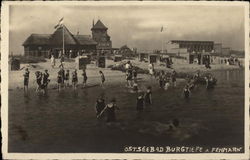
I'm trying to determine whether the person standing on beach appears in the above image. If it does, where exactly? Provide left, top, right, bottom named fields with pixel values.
left=57, top=70, right=63, bottom=91
left=72, top=69, right=78, bottom=90
left=82, top=69, right=88, bottom=87
left=132, top=68, right=137, bottom=81
left=126, top=69, right=133, bottom=87
left=171, top=70, right=177, bottom=87
left=51, top=55, right=55, bottom=68
left=148, top=63, right=154, bottom=77
left=158, top=71, right=164, bottom=88
left=144, top=86, right=152, bottom=105
left=23, top=68, right=30, bottom=94
left=99, top=71, right=105, bottom=86
left=59, top=54, right=65, bottom=69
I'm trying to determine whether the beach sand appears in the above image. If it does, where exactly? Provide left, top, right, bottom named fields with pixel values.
left=9, top=58, right=241, bottom=89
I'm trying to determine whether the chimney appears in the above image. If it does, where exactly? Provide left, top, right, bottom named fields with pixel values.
left=92, top=19, right=95, bottom=27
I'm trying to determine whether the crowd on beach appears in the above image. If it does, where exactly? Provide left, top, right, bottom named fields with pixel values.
left=22, top=56, right=217, bottom=125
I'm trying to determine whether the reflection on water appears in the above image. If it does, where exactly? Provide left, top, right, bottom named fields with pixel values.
left=9, top=69, right=244, bottom=153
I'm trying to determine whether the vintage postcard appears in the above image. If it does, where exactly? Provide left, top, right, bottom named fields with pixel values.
left=1, top=1, right=249, bottom=160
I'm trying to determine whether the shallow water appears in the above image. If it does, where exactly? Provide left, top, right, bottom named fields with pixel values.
left=8, top=69, right=244, bottom=153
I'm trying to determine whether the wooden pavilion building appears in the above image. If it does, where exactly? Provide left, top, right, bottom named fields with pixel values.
left=23, top=25, right=97, bottom=58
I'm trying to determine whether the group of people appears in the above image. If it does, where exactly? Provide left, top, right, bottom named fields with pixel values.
left=23, top=68, right=50, bottom=95
left=56, top=68, right=105, bottom=91
left=125, top=61, right=138, bottom=89
left=94, top=85, right=152, bottom=122
left=22, top=58, right=217, bottom=123
left=154, top=70, right=177, bottom=90
left=23, top=66, right=106, bottom=94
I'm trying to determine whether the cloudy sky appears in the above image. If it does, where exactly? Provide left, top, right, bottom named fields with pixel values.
left=9, top=3, right=245, bottom=54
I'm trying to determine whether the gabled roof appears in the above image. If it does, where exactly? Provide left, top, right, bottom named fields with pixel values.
left=74, top=35, right=97, bottom=45
left=23, top=25, right=98, bottom=46
left=23, top=34, right=51, bottom=46
left=50, top=25, right=78, bottom=45
left=91, top=20, right=107, bottom=30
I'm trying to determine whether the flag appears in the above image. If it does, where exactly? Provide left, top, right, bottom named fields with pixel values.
left=160, top=26, right=163, bottom=32
left=54, top=17, right=64, bottom=29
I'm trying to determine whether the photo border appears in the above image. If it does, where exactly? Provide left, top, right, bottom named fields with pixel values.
left=1, top=1, right=249, bottom=159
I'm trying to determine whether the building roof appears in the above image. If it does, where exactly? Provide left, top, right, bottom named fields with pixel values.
left=50, top=25, right=78, bottom=45
left=91, top=20, right=108, bottom=30
left=23, top=34, right=51, bottom=46
left=171, top=40, right=214, bottom=44
left=74, top=35, right=97, bottom=45
left=23, top=25, right=97, bottom=46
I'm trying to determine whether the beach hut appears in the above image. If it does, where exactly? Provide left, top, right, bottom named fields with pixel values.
left=114, top=55, right=123, bottom=62
left=139, top=53, right=148, bottom=62
left=77, top=56, right=89, bottom=70
left=201, top=52, right=211, bottom=65
left=97, top=56, right=106, bottom=68
left=9, top=58, right=20, bottom=71
left=149, top=54, right=158, bottom=64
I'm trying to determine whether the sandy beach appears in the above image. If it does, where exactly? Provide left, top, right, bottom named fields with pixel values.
left=8, top=58, right=242, bottom=90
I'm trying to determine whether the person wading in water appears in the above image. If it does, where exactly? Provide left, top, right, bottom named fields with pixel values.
left=82, top=69, right=88, bottom=87
left=42, top=69, right=50, bottom=95
left=72, top=69, right=78, bottom=90
left=95, top=97, right=106, bottom=119
left=99, top=71, right=105, bottom=86
left=23, top=68, right=30, bottom=94
left=144, top=86, right=152, bottom=105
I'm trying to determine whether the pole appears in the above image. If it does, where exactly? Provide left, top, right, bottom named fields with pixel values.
left=62, top=24, right=65, bottom=55
left=161, top=35, right=163, bottom=54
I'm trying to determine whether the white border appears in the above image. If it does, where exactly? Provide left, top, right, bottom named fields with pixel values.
left=1, top=1, right=249, bottom=160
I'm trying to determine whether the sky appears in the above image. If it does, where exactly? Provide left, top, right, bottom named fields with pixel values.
left=9, top=3, right=246, bottom=55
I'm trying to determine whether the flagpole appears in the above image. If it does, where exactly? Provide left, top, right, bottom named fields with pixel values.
left=62, top=24, right=65, bottom=55
left=161, top=26, right=163, bottom=54
left=161, top=35, right=163, bottom=54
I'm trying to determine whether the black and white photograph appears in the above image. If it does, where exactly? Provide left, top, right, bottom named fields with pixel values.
left=1, top=1, right=249, bottom=159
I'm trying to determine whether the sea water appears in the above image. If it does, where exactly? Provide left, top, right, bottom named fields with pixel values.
left=8, top=69, right=244, bottom=153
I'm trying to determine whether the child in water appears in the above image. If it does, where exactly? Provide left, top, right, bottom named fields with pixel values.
left=164, top=74, right=171, bottom=90
left=99, top=71, right=105, bottom=86
left=144, top=86, right=152, bottom=105
left=136, top=93, right=144, bottom=111
left=132, top=80, right=139, bottom=92
left=183, top=85, right=190, bottom=99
